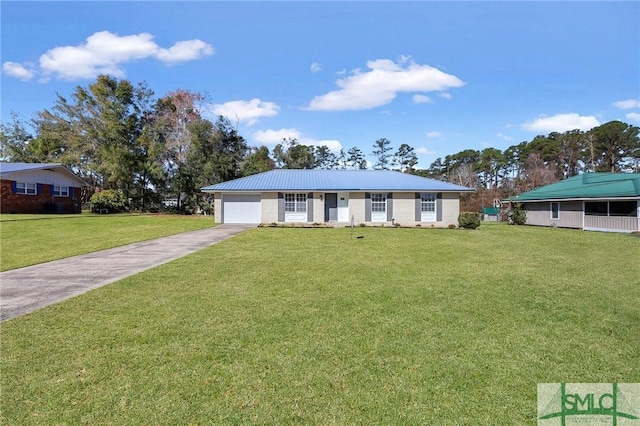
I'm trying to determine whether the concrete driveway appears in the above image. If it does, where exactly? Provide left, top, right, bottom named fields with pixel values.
left=0, top=223, right=255, bottom=321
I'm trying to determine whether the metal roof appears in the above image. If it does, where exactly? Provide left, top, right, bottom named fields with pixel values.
left=511, top=173, right=640, bottom=202
left=482, top=207, right=500, bottom=215
left=202, top=169, right=474, bottom=192
left=0, top=162, right=89, bottom=186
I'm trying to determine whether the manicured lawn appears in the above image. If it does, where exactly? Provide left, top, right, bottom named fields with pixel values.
left=1, top=224, right=638, bottom=424
left=0, top=213, right=216, bottom=271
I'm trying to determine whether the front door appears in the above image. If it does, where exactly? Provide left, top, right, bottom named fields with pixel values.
left=324, top=193, right=337, bottom=221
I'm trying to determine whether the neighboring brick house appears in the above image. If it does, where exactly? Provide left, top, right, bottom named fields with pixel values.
left=0, top=163, right=88, bottom=214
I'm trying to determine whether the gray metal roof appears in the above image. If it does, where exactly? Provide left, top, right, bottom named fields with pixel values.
left=202, top=169, right=474, bottom=192
left=0, top=162, right=89, bottom=186
left=0, top=162, right=65, bottom=173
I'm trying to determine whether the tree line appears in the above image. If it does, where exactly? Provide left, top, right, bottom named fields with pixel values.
left=1, top=75, right=639, bottom=213
left=2, top=76, right=254, bottom=212
left=417, top=122, right=640, bottom=210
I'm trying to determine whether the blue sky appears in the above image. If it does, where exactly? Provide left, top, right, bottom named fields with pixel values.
left=2, top=1, right=639, bottom=168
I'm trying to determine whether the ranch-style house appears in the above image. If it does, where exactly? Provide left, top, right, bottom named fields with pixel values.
left=201, top=169, right=474, bottom=226
left=0, top=163, right=87, bottom=214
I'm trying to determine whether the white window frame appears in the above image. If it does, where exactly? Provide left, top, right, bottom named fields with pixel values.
left=420, top=192, right=437, bottom=222
left=284, top=193, right=306, bottom=213
left=16, top=182, right=36, bottom=195
left=550, top=202, right=560, bottom=220
left=421, top=193, right=436, bottom=212
left=371, top=193, right=386, bottom=213
left=53, top=186, right=69, bottom=197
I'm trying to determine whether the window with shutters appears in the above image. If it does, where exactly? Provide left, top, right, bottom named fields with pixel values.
left=371, top=193, right=386, bottom=212
left=284, top=193, right=306, bottom=212
left=53, top=186, right=69, bottom=197
left=421, top=193, right=436, bottom=212
left=16, top=182, right=36, bottom=195
left=420, top=192, right=436, bottom=221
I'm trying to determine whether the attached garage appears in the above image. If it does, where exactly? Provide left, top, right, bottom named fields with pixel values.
left=222, top=194, right=261, bottom=223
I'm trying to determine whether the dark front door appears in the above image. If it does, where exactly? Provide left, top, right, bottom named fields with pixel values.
left=324, top=193, right=337, bottom=221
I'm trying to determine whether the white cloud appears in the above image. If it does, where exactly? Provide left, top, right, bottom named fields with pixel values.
left=496, top=132, right=513, bottom=142
left=416, top=147, right=436, bottom=155
left=438, top=92, right=452, bottom=100
left=4, top=31, right=213, bottom=81
left=613, top=99, right=640, bottom=110
left=2, top=62, right=36, bottom=81
left=426, top=131, right=443, bottom=138
left=252, top=128, right=343, bottom=152
left=155, top=39, right=214, bottom=64
left=312, top=139, right=343, bottom=152
left=305, top=58, right=464, bottom=111
left=522, top=113, right=600, bottom=133
left=310, top=62, right=323, bottom=73
left=336, top=69, right=347, bottom=75
left=252, top=128, right=295, bottom=145
left=412, top=94, right=432, bottom=104
left=626, top=112, right=640, bottom=124
left=210, top=98, right=280, bottom=126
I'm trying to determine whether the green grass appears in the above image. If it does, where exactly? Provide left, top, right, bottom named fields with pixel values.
left=0, top=213, right=216, bottom=271
left=1, top=224, right=639, bottom=424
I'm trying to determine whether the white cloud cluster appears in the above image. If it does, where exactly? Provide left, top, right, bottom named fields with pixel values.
left=522, top=113, right=600, bottom=133
left=626, top=112, right=640, bottom=124
left=210, top=98, right=280, bottom=126
left=310, top=62, right=323, bottom=73
left=613, top=98, right=640, bottom=124
left=412, top=94, right=432, bottom=104
left=3, top=31, right=214, bottom=81
left=415, top=147, right=436, bottom=155
left=2, top=62, right=36, bottom=81
left=613, top=99, right=640, bottom=110
left=306, top=58, right=464, bottom=111
left=252, top=128, right=343, bottom=152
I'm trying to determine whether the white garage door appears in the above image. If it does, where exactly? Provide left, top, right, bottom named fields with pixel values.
left=223, top=194, right=261, bottom=223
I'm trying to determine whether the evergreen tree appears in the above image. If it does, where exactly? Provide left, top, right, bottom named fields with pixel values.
left=393, top=143, right=418, bottom=173
left=243, top=146, right=275, bottom=176
left=372, top=138, right=392, bottom=169
left=347, top=146, right=367, bottom=169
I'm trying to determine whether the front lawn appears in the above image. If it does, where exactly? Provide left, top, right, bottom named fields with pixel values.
left=1, top=225, right=638, bottom=424
left=0, top=213, right=215, bottom=271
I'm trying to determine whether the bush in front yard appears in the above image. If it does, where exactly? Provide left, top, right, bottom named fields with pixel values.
left=507, top=202, right=527, bottom=225
left=458, top=211, right=481, bottom=229
left=90, top=190, right=128, bottom=213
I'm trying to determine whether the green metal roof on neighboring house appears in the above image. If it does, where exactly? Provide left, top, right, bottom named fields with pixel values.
left=510, top=173, right=640, bottom=202
left=482, top=207, right=500, bottom=215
